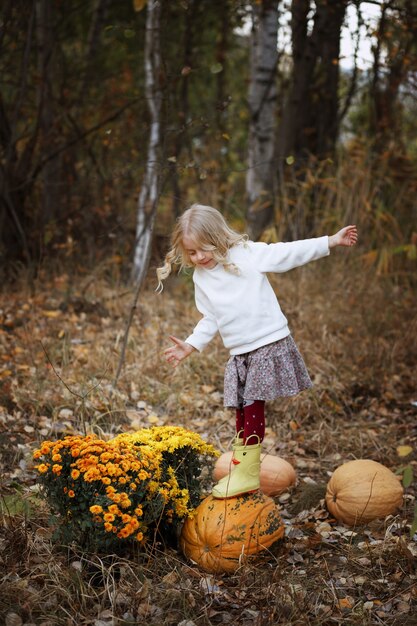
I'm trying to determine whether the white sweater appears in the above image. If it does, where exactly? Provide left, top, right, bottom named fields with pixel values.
left=185, top=237, right=330, bottom=355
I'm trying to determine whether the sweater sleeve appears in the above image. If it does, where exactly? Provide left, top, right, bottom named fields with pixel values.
left=184, top=282, right=218, bottom=352
left=247, top=236, right=330, bottom=273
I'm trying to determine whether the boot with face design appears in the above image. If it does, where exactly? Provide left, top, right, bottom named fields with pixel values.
left=212, top=439, right=261, bottom=499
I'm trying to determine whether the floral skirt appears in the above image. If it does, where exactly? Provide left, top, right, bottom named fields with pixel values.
left=223, top=335, right=313, bottom=408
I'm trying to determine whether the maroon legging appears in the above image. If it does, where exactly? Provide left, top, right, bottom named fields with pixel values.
left=235, top=400, right=265, bottom=445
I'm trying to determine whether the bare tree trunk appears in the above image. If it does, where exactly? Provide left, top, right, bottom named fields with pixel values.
left=339, top=1, right=362, bottom=126
left=81, top=0, right=111, bottom=95
left=131, top=0, right=162, bottom=285
left=169, top=0, right=196, bottom=217
left=315, top=0, right=346, bottom=156
left=370, top=1, right=414, bottom=153
left=278, top=0, right=347, bottom=160
left=36, top=0, right=58, bottom=228
left=0, top=1, right=36, bottom=265
left=246, top=0, right=279, bottom=240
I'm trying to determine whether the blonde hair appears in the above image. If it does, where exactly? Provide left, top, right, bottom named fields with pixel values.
left=156, top=204, right=247, bottom=292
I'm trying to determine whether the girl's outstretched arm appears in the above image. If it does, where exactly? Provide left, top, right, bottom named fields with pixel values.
left=164, top=335, right=195, bottom=368
left=329, top=225, right=358, bottom=248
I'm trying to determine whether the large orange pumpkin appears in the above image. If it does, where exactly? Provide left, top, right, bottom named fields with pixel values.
left=180, top=491, right=284, bottom=574
left=213, top=452, right=296, bottom=497
left=325, top=459, right=404, bottom=526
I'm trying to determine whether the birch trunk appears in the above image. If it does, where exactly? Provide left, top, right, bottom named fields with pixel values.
left=246, top=0, right=279, bottom=240
left=131, top=0, right=162, bottom=285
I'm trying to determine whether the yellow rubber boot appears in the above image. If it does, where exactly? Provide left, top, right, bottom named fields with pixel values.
left=212, top=442, right=261, bottom=499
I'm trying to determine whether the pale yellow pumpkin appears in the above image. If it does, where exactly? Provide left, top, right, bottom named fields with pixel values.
left=180, top=491, right=284, bottom=574
left=325, top=459, right=404, bottom=526
left=213, top=452, right=296, bottom=497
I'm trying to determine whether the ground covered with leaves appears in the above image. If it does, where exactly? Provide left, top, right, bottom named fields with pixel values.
left=0, top=256, right=416, bottom=626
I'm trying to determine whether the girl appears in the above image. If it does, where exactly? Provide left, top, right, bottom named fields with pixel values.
left=157, top=204, right=357, bottom=499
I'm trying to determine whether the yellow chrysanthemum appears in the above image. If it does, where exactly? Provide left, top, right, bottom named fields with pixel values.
left=103, top=513, right=115, bottom=522
left=71, top=469, right=80, bottom=480
left=147, top=480, right=159, bottom=495
left=90, top=505, right=103, bottom=514
left=104, top=522, right=113, bottom=532
left=37, top=464, right=49, bottom=474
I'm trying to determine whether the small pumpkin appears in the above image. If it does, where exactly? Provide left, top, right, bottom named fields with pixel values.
left=180, top=491, right=284, bottom=574
left=213, top=452, right=296, bottom=496
left=325, top=459, right=404, bottom=526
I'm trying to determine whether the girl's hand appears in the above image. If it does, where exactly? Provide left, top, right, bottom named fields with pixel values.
left=329, top=225, right=358, bottom=248
left=164, top=335, right=195, bottom=368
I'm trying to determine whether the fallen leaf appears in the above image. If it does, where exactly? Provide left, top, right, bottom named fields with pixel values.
left=397, top=445, right=413, bottom=457
left=338, top=597, right=353, bottom=609
left=42, top=310, right=61, bottom=318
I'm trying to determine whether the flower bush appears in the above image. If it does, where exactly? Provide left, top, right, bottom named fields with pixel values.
left=33, top=425, right=218, bottom=550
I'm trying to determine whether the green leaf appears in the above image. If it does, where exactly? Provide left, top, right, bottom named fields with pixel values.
left=0, top=493, right=43, bottom=517
left=210, top=63, right=223, bottom=74
left=402, top=465, right=414, bottom=488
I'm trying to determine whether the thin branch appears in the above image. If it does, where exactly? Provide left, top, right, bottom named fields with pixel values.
left=40, top=339, right=111, bottom=412
left=112, top=174, right=168, bottom=391
left=25, top=98, right=140, bottom=190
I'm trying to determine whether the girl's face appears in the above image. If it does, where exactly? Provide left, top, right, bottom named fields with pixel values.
left=182, top=235, right=217, bottom=269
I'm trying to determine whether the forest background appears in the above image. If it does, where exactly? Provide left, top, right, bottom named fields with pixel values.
left=0, top=1, right=417, bottom=625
